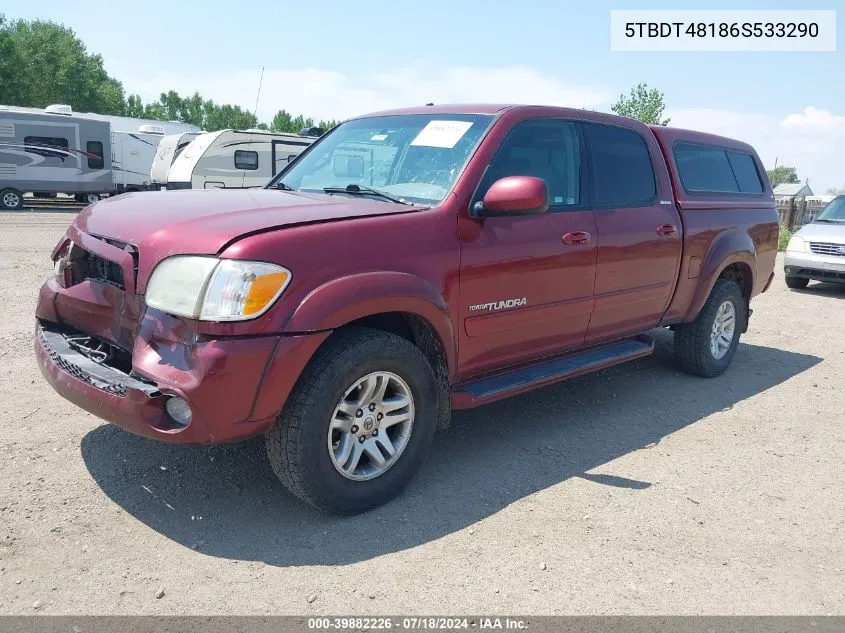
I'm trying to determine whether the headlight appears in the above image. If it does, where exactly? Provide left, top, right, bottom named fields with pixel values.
left=786, top=235, right=806, bottom=253
left=145, top=256, right=291, bottom=321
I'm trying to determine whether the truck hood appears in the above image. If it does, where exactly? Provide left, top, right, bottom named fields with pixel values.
left=71, top=189, right=424, bottom=293
left=76, top=189, right=421, bottom=251
left=795, top=221, right=845, bottom=243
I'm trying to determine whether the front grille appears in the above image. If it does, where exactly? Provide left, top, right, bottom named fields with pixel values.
left=68, top=248, right=125, bottom=289
left=88, top=252, right=125, bottom=288
left=809, top=242, right=845, bottom=257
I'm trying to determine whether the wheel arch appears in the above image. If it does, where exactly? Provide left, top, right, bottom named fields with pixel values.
left=684, top=231, right=756, bottom=324
left=284, top=272, right=456, bottom=428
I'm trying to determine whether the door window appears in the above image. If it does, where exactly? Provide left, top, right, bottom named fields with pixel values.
left=478, top=119, right=582, bottom=209
left=586, top=123, right=657, bottom=207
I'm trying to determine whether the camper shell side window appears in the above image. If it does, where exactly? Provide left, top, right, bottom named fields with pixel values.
left=673, top=141, right=764, bottom=195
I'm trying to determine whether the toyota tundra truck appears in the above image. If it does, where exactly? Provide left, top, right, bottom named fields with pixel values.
left=34, top=104, right=778, bottom=514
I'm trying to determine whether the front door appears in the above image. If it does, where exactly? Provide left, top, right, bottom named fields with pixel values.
left=458, top=118, right=598, bottom=379
left=582, top=122, right=683, bottom=345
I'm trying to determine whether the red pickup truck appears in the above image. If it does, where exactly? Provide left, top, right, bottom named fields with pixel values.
left=35, top=104, right=778, bottom=514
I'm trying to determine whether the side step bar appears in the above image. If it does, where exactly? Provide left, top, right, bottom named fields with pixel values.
left=451, top=335, right=654, bottom=409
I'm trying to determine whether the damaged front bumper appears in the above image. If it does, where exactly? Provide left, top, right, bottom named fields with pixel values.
left=34, top=319, right=282, bottom=443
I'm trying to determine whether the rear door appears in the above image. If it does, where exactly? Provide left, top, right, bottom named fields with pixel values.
left=583, top=122, right=682, bottom=345
left=458, top=118, right=597, bottom=377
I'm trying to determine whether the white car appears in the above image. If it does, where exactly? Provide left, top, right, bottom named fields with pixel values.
left=784, top=196, right=845, bottom=289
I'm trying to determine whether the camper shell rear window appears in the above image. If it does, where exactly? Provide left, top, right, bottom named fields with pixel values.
left=673, top=141, right=763, bottom=195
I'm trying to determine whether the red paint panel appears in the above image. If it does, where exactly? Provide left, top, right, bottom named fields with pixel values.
left=464, top=296, right=593, bottom=337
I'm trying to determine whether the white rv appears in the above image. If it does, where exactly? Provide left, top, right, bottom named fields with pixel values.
left=0, top=103, right=201, bottom=208
left=166, top=129, right=316, bottom=189
left=149, top=132, right=201, bottom=189
left=111, top=125, right=167, bottom=193
left=0, top=104, right=113, bottom=209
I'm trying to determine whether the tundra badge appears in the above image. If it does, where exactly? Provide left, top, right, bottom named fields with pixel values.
left=468, top=298, right=527, bottom=312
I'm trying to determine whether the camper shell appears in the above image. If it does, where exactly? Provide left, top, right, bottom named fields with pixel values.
left=166, top=129, right=315, bottom=190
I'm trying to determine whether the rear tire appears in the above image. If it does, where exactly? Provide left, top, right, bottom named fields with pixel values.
left=674, top=279, right=746, bottom=378
left=0, top=189, right=24, bottom=211
left=265, top=327, right=438, bottom=515
left=785, top=276, right=809, bottom=290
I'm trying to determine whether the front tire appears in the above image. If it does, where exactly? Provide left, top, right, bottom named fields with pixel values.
left=674, top=279, right=746, bottom=378
left=785, top=275, right=809, bottom=290
left=265, top=327, right=438, bottom=515
left=0, top=189, right=24, bottom=210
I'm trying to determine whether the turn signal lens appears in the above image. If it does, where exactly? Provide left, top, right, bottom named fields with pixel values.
left=244, top=271, right=290, bottom=316
left=200, top=260, right=292, bottom=321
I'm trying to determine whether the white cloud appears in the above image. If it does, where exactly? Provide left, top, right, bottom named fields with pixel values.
left=108, top=62, right=611, bottom=123
left=109, top=58, right=844, bottom=193
left=669, top=106, right=845, bottom=193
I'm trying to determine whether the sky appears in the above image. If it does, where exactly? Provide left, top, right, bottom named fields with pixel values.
left=5, top=0, right=844, bottom=191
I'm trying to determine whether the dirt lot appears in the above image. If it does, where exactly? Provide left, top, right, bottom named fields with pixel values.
left=0, top=210, right=843, bottom=615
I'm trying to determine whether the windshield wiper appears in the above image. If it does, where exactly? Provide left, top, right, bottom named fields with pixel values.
left=275, top=181, right=296, bottom=191
left=323, top=184, right=409, bottom=205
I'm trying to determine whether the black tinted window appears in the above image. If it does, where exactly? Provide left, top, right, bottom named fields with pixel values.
left=24, top=136, right=69, bottom=158
left=586, top=124, right=656, bottom=206
left=86, top=141, right=104, bottom=170
left=234, top=150, right=258, bottom=170
left=482, top=119, right=581, bottom=208
left=727, top=151, right=763, bottom=194
left=675, top=142, right=751, bottom=194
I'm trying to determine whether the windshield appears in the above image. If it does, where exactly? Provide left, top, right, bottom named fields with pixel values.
left=815, top=196, right=845, bottom=223
left=270, top=114, right=494, bottom=205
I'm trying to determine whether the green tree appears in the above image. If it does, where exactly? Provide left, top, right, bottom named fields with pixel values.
left=271, top=109, right=296, bottom=132
left=0, top=16, right=125, bottom=114
left=271, top=109, right=340, bottom=133
left=767, top=166, right=799, bottom=188
left=611, top=82, right=670, bottom=126
left=182, top=92, right=204, bottom=128
left=124, top=93, right=145, bottom=118
left=202, top=101, right=257, bottom=131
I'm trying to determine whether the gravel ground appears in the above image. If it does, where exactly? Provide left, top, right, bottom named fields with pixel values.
left=0, top=211, right=843, bottom=615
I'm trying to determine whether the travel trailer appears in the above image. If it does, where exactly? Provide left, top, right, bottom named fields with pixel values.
left=166, top=129, right=316, bottom=189
left=0, top=104, right=200, bottom=209
left=0, top=104, right=113, bottom=209
left=111, top=126, right=167, bottom=193
left=149, top=132, right=202, bottom=189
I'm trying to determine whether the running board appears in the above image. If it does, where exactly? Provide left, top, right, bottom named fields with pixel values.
left=451, top=335, right=654, bottom=409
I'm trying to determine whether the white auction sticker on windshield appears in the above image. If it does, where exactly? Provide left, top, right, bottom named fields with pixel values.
left=410, top=121, right=473, bottom=149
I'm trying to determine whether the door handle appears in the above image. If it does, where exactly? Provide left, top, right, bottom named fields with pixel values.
left=656, top=224, right=677, bottom=236
left=562, top=231, right=591, bottom=246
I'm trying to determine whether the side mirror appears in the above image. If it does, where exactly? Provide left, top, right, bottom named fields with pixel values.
left=473, top=176, right=549, bottom=217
